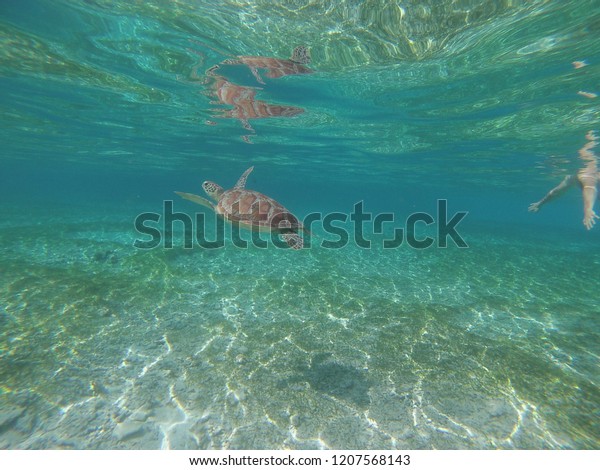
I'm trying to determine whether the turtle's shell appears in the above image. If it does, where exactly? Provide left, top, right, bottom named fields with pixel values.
left=216, top=189, right=302, bottom=232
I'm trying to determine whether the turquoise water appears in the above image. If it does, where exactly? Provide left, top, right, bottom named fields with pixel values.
left=1, top=0, right=599, bottom=449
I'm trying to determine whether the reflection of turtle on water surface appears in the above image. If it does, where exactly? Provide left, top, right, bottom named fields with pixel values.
left=176, top=166, right=309, bottom=249
left=207, top=46, right=313, bottom=84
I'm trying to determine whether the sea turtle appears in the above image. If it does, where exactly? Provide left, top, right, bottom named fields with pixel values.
left=176, top=166, right=308, bottom=249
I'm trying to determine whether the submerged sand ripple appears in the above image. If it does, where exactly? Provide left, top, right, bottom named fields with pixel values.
left=0, top=214, right=598, bottom=449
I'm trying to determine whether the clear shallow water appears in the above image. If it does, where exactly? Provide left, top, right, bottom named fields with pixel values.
left=1, top=0, right=599, bottom=450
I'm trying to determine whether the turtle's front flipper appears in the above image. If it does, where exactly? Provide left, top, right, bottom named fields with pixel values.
left=249, top=66, right=266, bottom=84
left=175, top=192, right=215, bottom=210
left=234, top=166, right=255, bottom=189
left=281, top=233, right=303, bottom=250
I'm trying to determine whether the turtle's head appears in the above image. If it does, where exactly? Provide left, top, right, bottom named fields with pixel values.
left=202, top=181, right=224, bottom=201
left=290, top=46, right=310, bottom=64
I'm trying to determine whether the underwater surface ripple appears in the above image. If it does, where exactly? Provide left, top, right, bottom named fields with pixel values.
left=1, top=0, right=599, bottom=450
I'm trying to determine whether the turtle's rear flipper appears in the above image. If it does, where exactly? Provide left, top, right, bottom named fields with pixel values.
left=175, top=192, right=214, bottom=210
left=281, top=233, right=303, bottom=250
